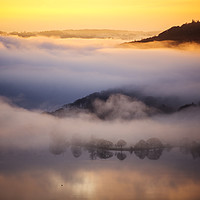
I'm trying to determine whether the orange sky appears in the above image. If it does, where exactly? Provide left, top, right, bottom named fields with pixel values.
left=0, top=0, right=200, bottom=31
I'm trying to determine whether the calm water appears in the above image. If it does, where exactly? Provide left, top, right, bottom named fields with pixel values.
left=0, top=147, right=200, bottom=200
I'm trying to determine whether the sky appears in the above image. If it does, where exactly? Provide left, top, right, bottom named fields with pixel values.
left=1, top=0, right=200, bottom=31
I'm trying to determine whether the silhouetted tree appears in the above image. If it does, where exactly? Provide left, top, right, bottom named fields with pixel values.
left=96, top=139, right=113, bottom=149
left=116, top=139, right=127, bottom=149
left=134, top=140, right=148, bottom=149
left=146, top=138, right=163, bottom=149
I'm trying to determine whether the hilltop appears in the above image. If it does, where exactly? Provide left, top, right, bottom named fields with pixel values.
left=49, top=89, right=200, bottom=120
left=123, top=21, right=200, bottom=46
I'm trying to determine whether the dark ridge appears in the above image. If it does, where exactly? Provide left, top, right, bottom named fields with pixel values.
left=49, top=88, right=199, bottom=118
left=124, top=20, right=200, bottom=45
left=178, top=102, right=197, bottom=111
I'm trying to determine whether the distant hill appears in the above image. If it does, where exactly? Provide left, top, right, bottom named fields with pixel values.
left=49, top=89, right=199, bottom=120
left=123, top=21, right=200, bottom=45
left=0, top=29, right=158, bottom=41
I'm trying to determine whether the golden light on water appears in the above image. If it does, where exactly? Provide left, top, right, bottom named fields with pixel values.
left=49, top=171, right=96, bottom=198
left=71, top=172, right=96, bottom=197
left=1, top=163, right=200, bottom=200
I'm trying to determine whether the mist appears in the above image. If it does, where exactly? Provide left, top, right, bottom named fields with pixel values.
left=0, top=96, right=200, bottom=152
left=0, top=36, right=200, bottom=110
left=0, top=35, right=200, bottom=151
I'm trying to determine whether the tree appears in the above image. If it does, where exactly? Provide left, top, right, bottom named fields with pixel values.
left=146, top=138, right=163, bottom=149
left=96, top=139, right=113, bottom=149
left=134, top=140, right=149, bottom=149
left=116, top=139, right=127, bottom=149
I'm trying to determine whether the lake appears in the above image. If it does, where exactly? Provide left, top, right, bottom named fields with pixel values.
left=0, top=146, right=200, bottom=200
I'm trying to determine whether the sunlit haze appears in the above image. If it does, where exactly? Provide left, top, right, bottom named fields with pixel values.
left=1, top=2, right=200, bottom=199
left=1, top=0, right=200, bottom=31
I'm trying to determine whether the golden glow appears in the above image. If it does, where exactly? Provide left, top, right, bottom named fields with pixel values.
left=1, top=167, right=200, bottom=200
left=0, top=0, right=200, bottom=31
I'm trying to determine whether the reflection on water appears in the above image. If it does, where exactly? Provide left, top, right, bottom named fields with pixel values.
left=69, top=145, right=164, bottom=161
left=53, top=142, right=200, bottom=161
left=0, top=147, right=200, bottom=200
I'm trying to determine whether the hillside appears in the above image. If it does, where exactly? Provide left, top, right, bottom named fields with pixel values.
left=49, top=89, right=199, bottom=120
left=124, top=21, right=200, bottom=45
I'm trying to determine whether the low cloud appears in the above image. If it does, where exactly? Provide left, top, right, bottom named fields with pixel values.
left=121, top=41, right=200, bottom=52
left=93, top=94, right=157, bottom=120
left=0, top=36, right=200, bottom=110
left=0, top=97, right=200, bottom=151
left=0, top=35, right=200, bottom=200
left=0, top=36, right=200, bottom=150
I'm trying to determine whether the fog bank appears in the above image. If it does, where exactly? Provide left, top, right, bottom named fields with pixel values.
left=0, top=36, right=200, bottom=110
left=0, top=98, right=200, bottom=150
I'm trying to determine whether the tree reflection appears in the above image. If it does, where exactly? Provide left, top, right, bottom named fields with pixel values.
left=116, top=152, right=127, bottom=161
left=87, top=147, right=97, bottom=160
left=48, top=137, right=200, bottom=161
left=134, top=149, right=148, bottom=159
left=97, top=149, right=113, bottom=159
left=134, top=148, right=163, bottom=160
left=180, top=141, right=200, bottom=160
left=71, top=146, right=82, bottom=158
left=190, top=143, right=200, bottom=159
left=49, top=136, right=68, bottom=155
left=147, top=149, right=163, bottom=160
left=86, top=148, right=114, bottom=160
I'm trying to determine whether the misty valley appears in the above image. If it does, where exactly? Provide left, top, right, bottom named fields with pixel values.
left=1, top=99, right=200, bottom=199
left=1, top=26, right=200, bottom=199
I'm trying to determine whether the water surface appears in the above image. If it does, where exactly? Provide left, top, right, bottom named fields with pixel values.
left=0, top=147, right=200, bottom=200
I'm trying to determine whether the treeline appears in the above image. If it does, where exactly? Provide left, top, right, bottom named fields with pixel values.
left=0, top=29, right=158, bottom=40
left=49, top=137, right=200, bottom=160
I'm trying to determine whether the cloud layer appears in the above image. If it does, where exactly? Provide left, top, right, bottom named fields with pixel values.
left=0, top=97, right=200, bottom=151
left=0, top=36, right=200, bottom=150
left=0, top=36, right=200, bottom=110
